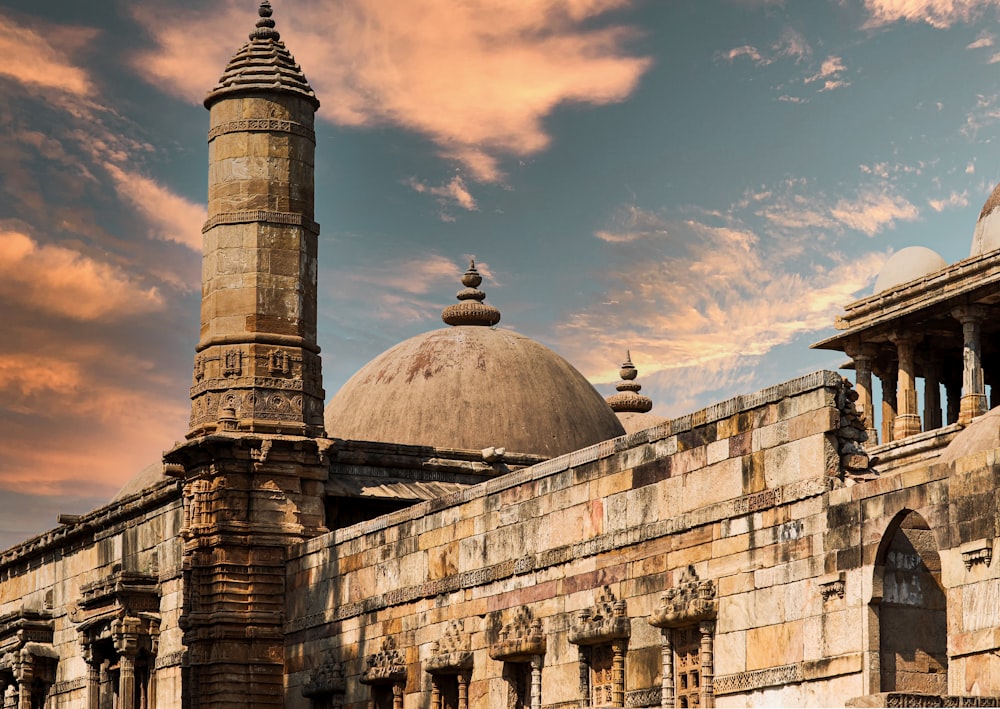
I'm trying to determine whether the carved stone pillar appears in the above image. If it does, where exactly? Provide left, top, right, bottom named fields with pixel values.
left=113, top=618, right=142, bottom=709
left=14, top=657, right=31, bottom=709
left=952, top=305, right=989, bottom=424
left=891, top=334, right=921, bottom=439
left=659, top=628, right=673, bottom=709
left=457, top=672, right=469, bottom=709
left=699, top=621, right=715, bottom=708
left=846, top=341, right=879, bottom=445
left=577, top=648, right=590, bottom=708
left=946, top=378, right=961, bottom=425
left=430, top=680, right=441, bottom=709
left=86, top=655, right=100, bottom=709
left=392, top=683, right=403, bottom=709
left=879, top=367, right=897, bottom=444
left=923, top=356, right=942, bottom=431
left=529, top=655, right=543, bottom=709
left=609, top=639, right=625, bottom=708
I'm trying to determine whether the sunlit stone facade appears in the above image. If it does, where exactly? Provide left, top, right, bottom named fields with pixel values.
left=5, top=4, right=1000, bottom=709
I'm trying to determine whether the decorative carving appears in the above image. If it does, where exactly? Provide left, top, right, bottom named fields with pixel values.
left=962, top=540, right=993, bottom=570
left=835, top=377, right=878, bottom=478
left=302, top=651, right=346, bottom=698
left=268, top=350, right=290, bottom=376
left=714, top=664, right=803, bottom=695
left=490, top=606, right=546, bottom=661
left=649, top=566, right=717, bottom=628
left=624, top=687, right=661, bottom=707
left=202, top=210, right=321, bottom=236
left=223, top=350, right=243, bottom=377
left=568, top=586, right=629, bottom=646
left=732, top=488, right=781, bottom=515
left=207, top=118, right=316, bottom=143
left=426, top=620, right=473, bottom=674
left=818, top=572, right=846, bottom=601
left=193, top=355, right=205, bottom=382
left=361, top=637, right=407, bottom=685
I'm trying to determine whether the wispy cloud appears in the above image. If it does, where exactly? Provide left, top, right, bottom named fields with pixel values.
left=721, top=27, right=811, bottom=66
left=928, top=190, right=969, bottom=211
left=861, top=0, right=1000, bottom=28
left=132, top=0, right=652, bottom=182
left=595, top=204, right=670, bottom=243
left=0, top=12, right=97, bottom=96
left=0, top=230, right=163, bottom=321
left=104, top=164, right=205, bottom=252
left=560, top=211, right=886, bottom=404
left=968, top=32, right=995, bottom=49
left=804, top=55, right=849, bottom=92
left=407, top=175, right=478, bottom=218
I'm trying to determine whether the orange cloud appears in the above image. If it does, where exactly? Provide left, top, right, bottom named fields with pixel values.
left=0, top=13, right=96, bottom=96
left=132, top=0, right=651, bottom=182
left=0, top=230, right=163, bottom=321
left=861, top=0, right=1000, bottom=28
left=561, top=210, right=887, bottom=404
left=104, top=164, right=206, bottom=252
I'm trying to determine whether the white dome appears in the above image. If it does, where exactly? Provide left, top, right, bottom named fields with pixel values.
left=872, top=246, right=947, bottom=294
left=972, top=183, right=1000, bottom=257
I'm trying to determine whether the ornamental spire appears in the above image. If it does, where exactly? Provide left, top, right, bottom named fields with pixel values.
left=441, top=259, right=501, bottom=326
left=251, top=1, right=279, bottom=41
left=606, top=351, right=653, bottom=413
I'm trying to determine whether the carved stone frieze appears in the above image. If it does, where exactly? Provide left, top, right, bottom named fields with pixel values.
left=490, top=606, right=546, bottom=661
left=961, top=540, right=993, bottom=570
left=426, top=619, right=473, bottom=675
left=207, top=118, right=316, bottom=143
left=649, top=566, right=717, bottom=628
left=568, top=586, right=629, bottom=646
left=302, top=651, right=346, bottom=698
left=818, top=572, right=846, bottom=601
left=361, top=637, right=407, bottom=685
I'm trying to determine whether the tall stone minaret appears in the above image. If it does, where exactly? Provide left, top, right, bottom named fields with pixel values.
left=165, top=5, right=328, bottom=706
left=189, top=0, right=324, bottom=438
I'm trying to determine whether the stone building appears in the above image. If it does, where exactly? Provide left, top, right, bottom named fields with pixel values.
left=5, top=3, right=1000, bottom=708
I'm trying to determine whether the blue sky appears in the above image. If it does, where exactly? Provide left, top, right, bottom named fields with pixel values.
left=0, top=0, right=998, bottom=547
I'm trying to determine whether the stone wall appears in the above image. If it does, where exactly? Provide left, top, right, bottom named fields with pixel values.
left=0, top=480, right=184, bottom=708
left=285, top=371, right=869, bottom=708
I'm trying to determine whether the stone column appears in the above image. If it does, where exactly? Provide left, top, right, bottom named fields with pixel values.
left=946, top=378, right=961, bottom=425
left=529, top=656, right=543, bottom=709
left=891, top=334, right=922, bottom=440
left=952, top=305, right=989, bottom=424
left=611, top=640, right=626, bottom=708
left=81, top=640, right=100, bottom=709
left=923, top=357, right=942, bottom=431
left=699, top=621, right=715, bottom=709
left=430, top=678, right=441, bottom=709
left=392, top=682, right=403, bottom=709
left=660, top=628, right=674, bottom=709
left=14, top=655, right=31, bottom=709
left=879, top=367, right=897, bottom=444
left=578, top=647, right=590, bottom=708
left=846, top=341, right=879, bottom=445
left=114, top=620, right=140, bottom=709
left=457, top=672, right=469, bottom=709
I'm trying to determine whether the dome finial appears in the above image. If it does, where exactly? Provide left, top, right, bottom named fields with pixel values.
left=251, top=0, right=280, bottom=41
left=442, top=259, right=501, bottom=326
left=606, top=351, right=653, bottom=413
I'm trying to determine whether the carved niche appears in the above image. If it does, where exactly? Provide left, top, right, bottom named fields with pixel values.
left=361, top=636, right=407, bottom=686
left=302, top=650, right=346, bottom=707
left=649, top=565, right=718, bottom=628
left=490, top=606, right=546, bottom=662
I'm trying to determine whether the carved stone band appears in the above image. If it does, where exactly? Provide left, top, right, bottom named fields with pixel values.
left=208, top=119, right=315, bottom=143
left=202, top=210, right=320, bottom=235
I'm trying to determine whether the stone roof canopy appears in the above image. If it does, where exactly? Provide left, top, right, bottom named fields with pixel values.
left=204, top=1, right=319, bottom=109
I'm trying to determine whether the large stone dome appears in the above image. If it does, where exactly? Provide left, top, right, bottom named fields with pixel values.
left=324, top=261, right=625, bottom=457
left=872, top=246, right=947, bottom=294
left=972, top=182, right=1000, bottom=257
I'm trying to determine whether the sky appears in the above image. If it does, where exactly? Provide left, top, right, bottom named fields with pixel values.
left=1, top=0, right=999, bottom=547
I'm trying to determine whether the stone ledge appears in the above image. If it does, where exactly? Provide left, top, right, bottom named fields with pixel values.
left=714, top=652, right=861, bottom=695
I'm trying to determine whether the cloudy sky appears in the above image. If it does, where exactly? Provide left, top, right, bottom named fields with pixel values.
left=1, top=0, right=998, bottom=547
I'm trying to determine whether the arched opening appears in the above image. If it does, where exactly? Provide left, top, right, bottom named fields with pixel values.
left=873, top=509, right=948, bottom=694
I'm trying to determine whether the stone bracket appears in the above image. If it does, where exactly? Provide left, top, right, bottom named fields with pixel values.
left=961, top=539, right=993, bottom=571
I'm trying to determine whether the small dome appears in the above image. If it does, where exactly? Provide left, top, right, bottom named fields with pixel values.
left=972, top=182, right=1000, bottom=256
left=939, top=407, right=1000, bottom=465
left=111, top=461, right=167, bottom=502
left=325, top=263, right=624, bottom=456
left=605, top=352, right=668, bottom=434
left=872, top=246, right=947, bottom=294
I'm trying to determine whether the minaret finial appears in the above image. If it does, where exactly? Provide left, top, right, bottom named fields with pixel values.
left=442, top=259, right=501, bottom=326
left=606, top=351, right=653, bottom=413
left=250, top=0, right=280, bottom=41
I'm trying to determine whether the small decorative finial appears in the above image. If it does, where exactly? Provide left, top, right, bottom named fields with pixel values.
left=606, top=351, right=653, bottom=413
left=250, top=0, right=280, bottom=41
left=442, top=259, right=501, bottom=326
